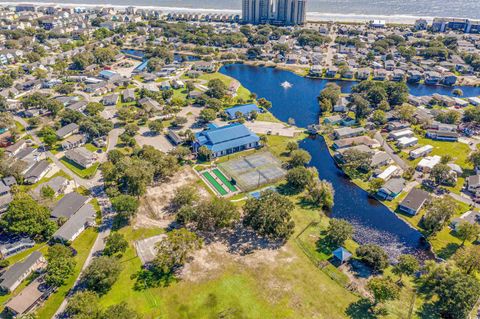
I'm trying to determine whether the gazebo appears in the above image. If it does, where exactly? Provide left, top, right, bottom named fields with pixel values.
left=332, top=247, right=352, bottom=264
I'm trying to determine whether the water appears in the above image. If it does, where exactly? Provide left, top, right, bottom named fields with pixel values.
left=219, top=63, right=480, bottom=259
left=6, top=0, right=480, bottom=21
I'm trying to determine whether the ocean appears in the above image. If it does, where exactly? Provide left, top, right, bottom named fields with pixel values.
left=4, top=0, right=480, bottom=23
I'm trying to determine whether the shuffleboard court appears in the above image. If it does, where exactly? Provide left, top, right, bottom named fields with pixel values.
left=203, top=171, right=227, bottom=195
left=213, top=168, right=237, bottom=192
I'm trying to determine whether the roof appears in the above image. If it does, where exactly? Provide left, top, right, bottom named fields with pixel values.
left=399, top=188, right=429, bottom=212
left=53, top=203, right=95, bottom=241
left=195, top=123, right=259, bottom=153
left=379, top=178, right=405, bottom=195
left=5, top=278, right=44, bottom=315
left=225, top=104, right=260, bottom=119
left=0, top=251, right=43, bottom=291
left=334, top=136, right=379, bottom=149
left=51, top=192, right=88, bottom=219
left=332, top=247, right=352, bottom=262
left=0, top=180, right=10, bottom=194
left=55, top=123, right=79, bottom=138
left=33, top=176, right=68, bottom=198
left=24, top=160, right=50, bottom=180
left=468, top=174, right=480, bottom=187
left=0, top=238, right=34, bottom=256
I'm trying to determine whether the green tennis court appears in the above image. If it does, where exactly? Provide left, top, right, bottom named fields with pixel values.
left=202, top=172, right=227, bottom=195
left=213, top=169, right=237, bottom=192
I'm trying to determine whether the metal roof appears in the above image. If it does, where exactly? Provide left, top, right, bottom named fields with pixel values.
left=195, top=123, right=259, bottom=153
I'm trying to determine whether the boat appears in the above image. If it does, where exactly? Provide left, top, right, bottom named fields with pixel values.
left=280, top=81, right=292, bottom=89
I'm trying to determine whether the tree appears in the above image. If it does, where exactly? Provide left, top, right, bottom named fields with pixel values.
left=178, top=198, right=239, bottom=231
left=356, top=244, right=389, bottom=272
left=185, top=81, right=195, bottom=93
left=286, top=141, right=298, bottom=154
left=40, top=185, right=55, bottom=199
left=54, top=83, right=75, bottom=95
left=171, top=185, right=199, bottom=211
left=456, top=221, right=480, bottom=246
left=289, top=149, right=311, bottom=167
left=422, top=196, right=457, bottom=236
left=371, top=110, right=387, bottom=124
left=325, top=218, right=353, bottom=246
left=367, top=277, right=400, bottom=306
left=0, top=74, right=13, bottom=88
left=243, top=190, right=295, bottom=241
left=65, top=291, right=101, bottom=319
left=199, top=108, right=216, bottom=122
left=45, top=244, right=76, bottom=287
left=468, top=151, right=480, bottom=169
left=197, top=146, right=212, bottom=161
left=286, top=166, right=315, bottom=191
left=148, top=119, right=163, bottom=134
left=104, top=233, right=128, bottom=257
left=368, top=178, right=384, bottom=194
left=394, top=104, right=416, bottom=123
left=341, top=148, right=373, bottom=172
left=304, top=179, right=335, bottom=210
left=430, top=163, right=455, bottom=186
left=102, top=302, right=140, bottom=319
left=111, top=195, right=139, bottom=218
left=81, top=256, right=122, bottom=295
left=0, top=192, right=56, bottom=240
left=392, top=254, right=419, bottom=282
left=206, top=79, right=227, bottom=99
left=454, top=245, right=480, bottom=275
left=153, top=228, right=202, bottom=274
left=85, top=102, right=105, bottom=116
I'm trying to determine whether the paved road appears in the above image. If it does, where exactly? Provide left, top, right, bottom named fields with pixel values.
left=374, top=131, right=408, bottom=170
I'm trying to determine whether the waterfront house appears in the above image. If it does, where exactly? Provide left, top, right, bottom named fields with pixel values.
left=65, top=147, right=97, bottom=169
left=53, top=203, right=96, bottom=242
left=309, top=65, right=323, bottom=77
left=192, top=61, right=215, bottom=73
left=325, top=66, right=338, bottom=77
left=407, top=70, right=422, bottom=83
left=424, top=71, right=442, bottom=85
left=334, top=145, right=375, bottom=162
left=442, top=73, right=457, bottom=86
left=55, top=123, right=79, bottom=139
left=333, top=97, right=349, bottom=113
left=0, top=252, right=46, bottom=293
left=51, top=192, right=89, bottom=219
left=193, top=123, right=260, bottom=158
left=392, top=69, right=405, bottom=82
left=409, top=145, right=433, bottom=159
left=323, top=115, right=343, bottom=125
left=371, top=152, right=392, bottom=168
left=332, top=247, right=352, bottom=264
left=333, top=127, right=365, bottom=140
left=377, top=178, right=405, bottom=200
left=373, top=68, right=388, bottom=81
left=225, top=104, right=261, bottom=120
left=398, top=188, right=430, bottom=215
left=375, top=165, right=400, bottom=181
left=332, top=136, right=380, bottom=150
left=356, top=68, right=370, bottom=80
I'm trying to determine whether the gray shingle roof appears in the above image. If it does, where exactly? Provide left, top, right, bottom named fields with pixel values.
left=53, top=203, right=95, bottom=242
left=0, top=251, right=43, bottom=292
left=51, top=192, right=88, bottom=219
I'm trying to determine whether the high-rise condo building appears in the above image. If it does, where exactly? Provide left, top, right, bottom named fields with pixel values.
left=242, top=0, right=306, bottom=25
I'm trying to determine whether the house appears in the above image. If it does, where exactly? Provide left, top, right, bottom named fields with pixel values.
left=375, top=165, right=400, bottom=181
left=66, top=100, right=87, bottom=112
left=32, top=176, right=69, bottom=199
left=426, top=130, right=458, bottom=141
left=138, top=97, right=162, bottom=112
left=5, top=140, right=27, bottom=157
left=309, top=65, right=323, bottom=76
left=424, top=71, right=442, bottom=85
left=167, top=129, right=184, bottom=145
left=171, top=79, right=184, bottom=89
left=356, top=68, right=370, bottom=80
left=333, top=97, right=349, bottom=112
left=323, top=115, right=343, bottom=125
left=371, top=151, right=392, bottom=168
left=392, top=69, right=405, bottom=82
left=55, top=123, right=79, bottom=139
left=101, top=93, right=119, bottom=106
left=53, top=203, right=96, bottom=242
left=0, top=252, right=46, bottom=293
left=397, top=136, right=418, bottom=148
left=417, top=155, right=441, bottom=172
left=225, top=104, right=261, bottom=120
left=389, top=129, right=413, bottom=140
left=159, top=81, right=171, bottom=90
left=192, top=61, right=215, bottom=72
left=65, top=147, right=96, bottom=168
left=332, top=136, right=380, bottom=150
left=451, top=211, right=480, bottom=231
left=398, top=188, right=430, bottom=215
left=407, top=70, right=422, bottom=83
left=5, top=277, right=46, bottom=317
left=0, top=238, right=35, bottom=259
left=122, top=88, right=135, bottom=102
left=373, top=68, right=388, bottom=81
left=334, top=145, right=374, bottom=162
left=61, top=134, right=86, bottom=150
left=377, top=178, right=405, bottom=200
left=99, top=69, right=120, bottom=80
left=442, top=73, right=457, bottom=86
left=333, top=127, right=365, bottom=139
left=409, top=145, right=433, bottom=159
left=23, top=160, right=51, bottom=184
left=193, top=123, right=260, bottom=158
left=325, top=66, right=338, bottom=77
left=51, top=192, right=89, bottom=219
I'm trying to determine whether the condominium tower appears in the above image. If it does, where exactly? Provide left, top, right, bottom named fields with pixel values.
left=242, top=0, right=306, bottom=25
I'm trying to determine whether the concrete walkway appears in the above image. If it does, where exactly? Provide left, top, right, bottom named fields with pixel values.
left=374, top=131, right=408, bottom=170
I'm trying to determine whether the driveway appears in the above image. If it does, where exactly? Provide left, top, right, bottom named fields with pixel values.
left=374, top=131, right=408, bottom=170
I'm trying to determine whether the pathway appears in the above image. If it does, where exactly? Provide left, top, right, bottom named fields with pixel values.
left=374, top=131, right=408, bottom=170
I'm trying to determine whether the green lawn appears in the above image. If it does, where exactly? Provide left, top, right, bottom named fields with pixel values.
left=212, top=169, right=236, bottom=192
left=35, top=228, right=98, bottom=319
left=202, top=171, right=227, bottom=196
left=60, top=157, right=100, bottom=179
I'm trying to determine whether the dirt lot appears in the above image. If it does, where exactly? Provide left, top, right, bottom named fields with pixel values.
left=134, top=166, right=210, bottom=229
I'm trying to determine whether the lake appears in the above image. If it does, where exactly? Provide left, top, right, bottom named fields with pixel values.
left=219, top=63, right=480, bottom=259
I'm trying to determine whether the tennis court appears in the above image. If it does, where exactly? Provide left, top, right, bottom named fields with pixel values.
left=219, top=152, right=286, bottom=191
left=213, top=168, right=237, bottom=192
left=202, top=171, right=227, bottom=195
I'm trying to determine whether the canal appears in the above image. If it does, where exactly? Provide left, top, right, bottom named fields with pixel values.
left=220, top=63, right=480, bottom=259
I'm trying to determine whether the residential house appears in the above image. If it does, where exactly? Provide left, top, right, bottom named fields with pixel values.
left=167, top=129, right=184, bottom=145
left=409, top=145, right=433, bottom=159
left=417, top=155, right=442, bottom=172
left=375, top=165, right=400, bottom=181
left=0, top=252, right=46, bottom=293
left=101, top=93, right=119, bottom=106
left=377, top=178, right=406, bottom=200
left=0, top=238, right=35, bottom=259
left=138, top=97, right=162, bottom=112
left=371, top=151, right=392, bottom=168
left=5, top=277, right=46, bottom=317
left=67, top=100, right=88, bottom=112
left=424, top=71, right=442, bottom=85
left=332, top=136, right=380, bottom=150
left=192, top=61, right=215, bottom=72
left=23, top=160, right=51, bottom=184
left=53, top=203, right=96, bottom=242
left=323, top=115, right=343, bottom=125
left=51, top=192, right=89, bottom=219
left=333, top=127, right=365, bottom=139
left=122, top=88, right=135, bottom=102
left=398, top=188, right=430, bottom=215
left=55, top=123, right=79, bottom=139
left=193, top=123, right=260, bottom=158
left=65, top=147, right=97, bottom=168
left=397, top=136, right=418, bottom=148
left=356, top=68, right=371, bottom=80
left=61, top=134, right=86, bottom=150
left=451, top=211, right=480, bottom=231
left=32, top=176, right=69, bottom=199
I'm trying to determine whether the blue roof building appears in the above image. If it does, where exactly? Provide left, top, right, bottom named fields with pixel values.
left=332, top=247, right=352, bottom=264
left=194, top=123, right=260, bottom=158
left=225, top=104, right=261, bottom=120
left=99, top=70, right=119, bottom=79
